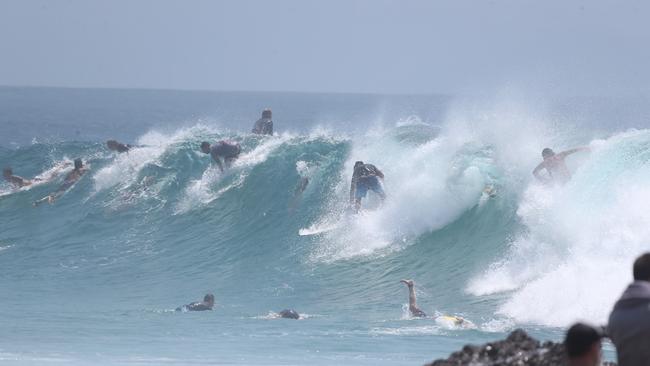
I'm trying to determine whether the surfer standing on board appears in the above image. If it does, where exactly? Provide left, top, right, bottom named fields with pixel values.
left=349, top=161, right=385, bottom=213
left=200, top=140, right=241, bottom=173
left=532, top=147, right=590, bottom=185
left=34, top=158, right=88, bottom=206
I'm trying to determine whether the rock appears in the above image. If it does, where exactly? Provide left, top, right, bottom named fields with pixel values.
left=425, top=329, right=617, bottom=366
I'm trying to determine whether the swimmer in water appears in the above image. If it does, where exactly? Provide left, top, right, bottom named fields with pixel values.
left=400, top=279, right=427, bottom=318
left=3, top=167, right=33, bottom=188
left=33, top=158, right=88, bottom=206
left=200, top=140, right=241, bottom=173
left=400, top=279, right=472, bottom=327
left=176, top=294, right=215, bottom=312
left=106, top=140, right=131, bottom=153
left=278, top=309, right=300, bottom=319
left=533, top=146, right=590, bottom=185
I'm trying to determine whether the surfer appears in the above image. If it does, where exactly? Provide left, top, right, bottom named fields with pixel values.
left=33, top=158, right=88, bottom=206
left=532, top=146, right=589, bottom=185
left=400, top=279, right=472, bottom=327
left=3, top=167, right=33, bottom=188
left=350, top=161, right=385, bottom=213
left=106, top=139, right=131, bottom=153
left=252, top=109, right=273, bottom=135
left=200, top=140, right=241, bottom=173
left=176, top=294, right=215, bottom=312
left=278, top=309, right=300, bottom=319
left=400, top=279, right=427, bottom=318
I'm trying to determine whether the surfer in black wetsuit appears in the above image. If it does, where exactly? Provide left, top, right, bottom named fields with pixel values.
left=176, top=294, right=215, bottom=312
left=252, top=109, right=273, bottom=135
left=33, top=158, right=88, bottom=206
left=200, top=141, right=241, bottom=173
left=106, top=140, right=131, bottom=153
left=532, top=146, right=590, bottom=185
left=350, top=161, right=386, bottom=213
left=3, top=167, right=33, bottom=188
left=400, top=279, right=427, bottom=318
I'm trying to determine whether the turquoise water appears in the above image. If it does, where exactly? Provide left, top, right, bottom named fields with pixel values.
left=2, top=87, right=648, bottom=364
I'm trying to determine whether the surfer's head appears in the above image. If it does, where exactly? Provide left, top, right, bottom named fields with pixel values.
left=203, top=294, right=215, bottom=307
left=3, top=167, right=12, bottom=178
left=354, top=161, right=364, bottom=169
left=542, top=148, right=555, bottom=159
left=633, top=252, right=650, bottom=281
left=74, top=158, right=83, bottom=170
left=200, top=141, right=211, bottom=154
left=262, top=109, right=272, bottom=119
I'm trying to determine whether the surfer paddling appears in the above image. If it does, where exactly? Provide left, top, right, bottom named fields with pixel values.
left=200, top=140, right=241, bottom=173
left=3, top=167, right=33, bottom=188
left=4, top=162, right=72, bottom=189
left=533, top=146, right=590, bottom=185
left=176, top=293, right=215, bottom=312
left=278, top=309, right=300, bottom=319
left=33, top=158, right=88, bottom=206
left=349, top=161, right=385, bottom=213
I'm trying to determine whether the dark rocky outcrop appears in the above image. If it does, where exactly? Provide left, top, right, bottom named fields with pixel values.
left=426, top=329, right=616, bottom=366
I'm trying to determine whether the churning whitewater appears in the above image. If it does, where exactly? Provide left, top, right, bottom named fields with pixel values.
left=1, top=88, right=647, bottom=365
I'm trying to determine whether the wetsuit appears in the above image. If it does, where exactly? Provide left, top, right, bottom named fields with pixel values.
left=252, top=118, right=273, bottom=135
left=279, top=309, right=300, bottom=319
left=350, top=164, right=385, bottom=202
left=176, top=302, right=213, bottom=312
left=210, top=141, right=241, bottom=161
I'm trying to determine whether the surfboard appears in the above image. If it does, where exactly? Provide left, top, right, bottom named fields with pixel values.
left=298, top=222, right=340, bottom=236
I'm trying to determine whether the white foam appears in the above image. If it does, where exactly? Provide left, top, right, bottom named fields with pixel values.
left=468, top=129, right=650, bottom=327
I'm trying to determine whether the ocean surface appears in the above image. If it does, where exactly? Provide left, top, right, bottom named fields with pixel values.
left=2, top=86, right=650, bottom=365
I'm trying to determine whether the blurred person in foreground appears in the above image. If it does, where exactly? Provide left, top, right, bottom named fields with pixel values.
left=608, top=252, right=650, bottom=366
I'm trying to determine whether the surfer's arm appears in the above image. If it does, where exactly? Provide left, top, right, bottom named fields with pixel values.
left=558, top=146, right=590, bottom=158
left=532, top=162, right=547, bottom=182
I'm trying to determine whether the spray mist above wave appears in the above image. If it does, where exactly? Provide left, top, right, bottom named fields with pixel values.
left=467, top=129, right=650, bottom=327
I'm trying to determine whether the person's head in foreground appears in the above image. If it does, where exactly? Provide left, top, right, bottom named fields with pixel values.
left=261, top=109, right=272, bottom=119
left=633, top=252, right=650, bottom=282
left=565, top=322, right=604, bottom=366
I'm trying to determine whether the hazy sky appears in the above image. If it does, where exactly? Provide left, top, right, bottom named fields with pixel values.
left=1, top=0, right=649, bottom=95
